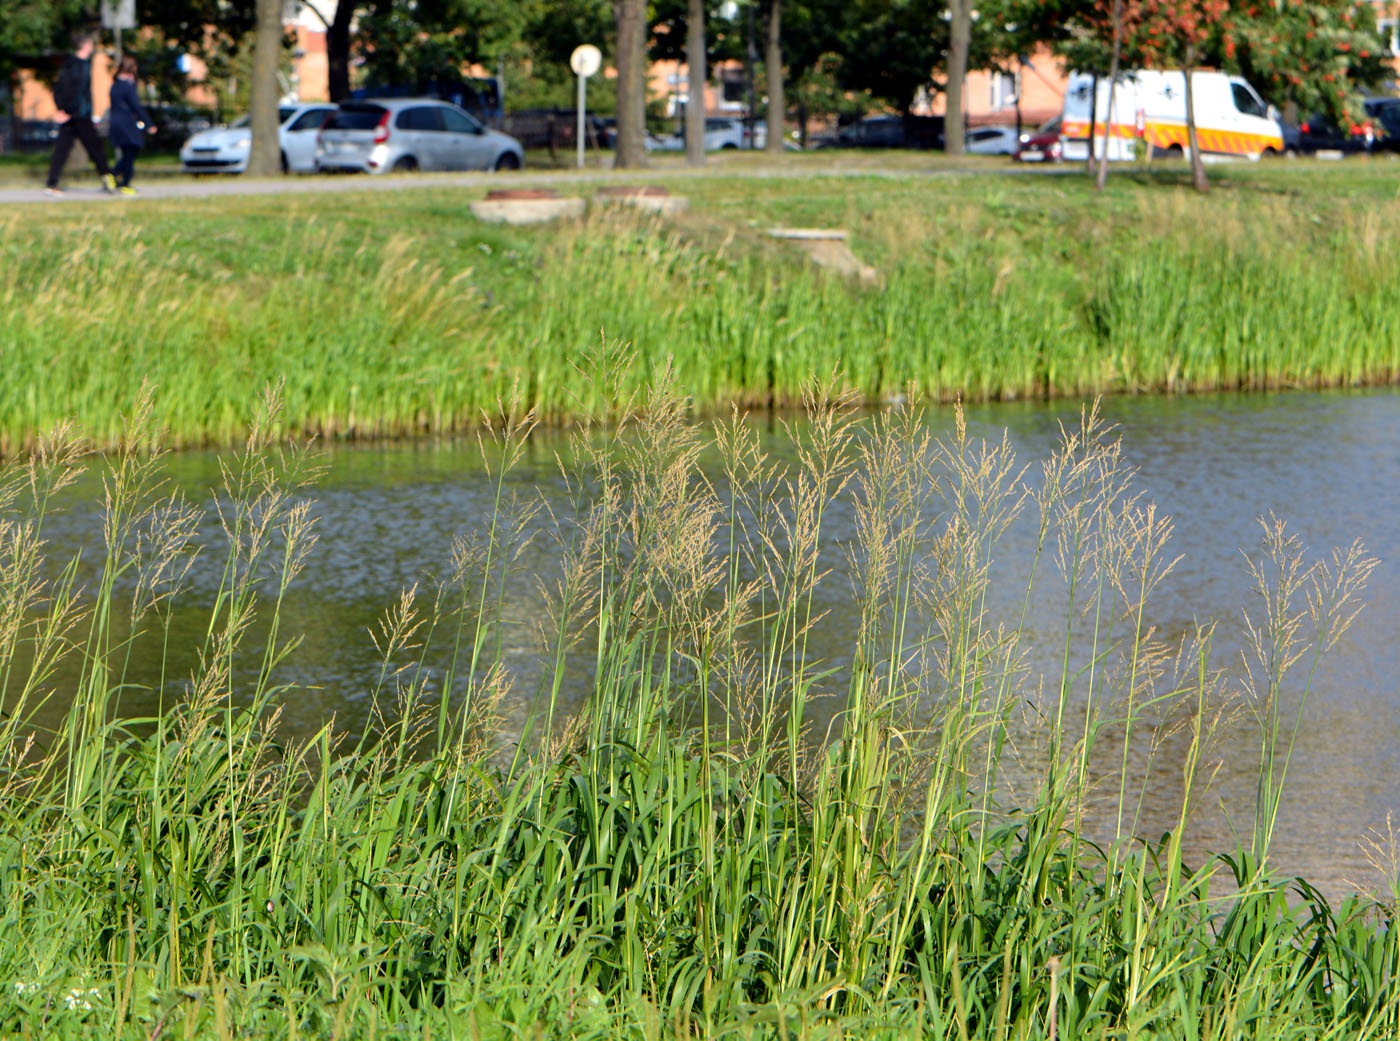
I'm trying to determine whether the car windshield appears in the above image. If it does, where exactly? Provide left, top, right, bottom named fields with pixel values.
left=228, top=108, right=296, bottom=129
left=324, top=105, right=388, bottom=131
left=1036, top=117, right=1061, bottom=135
left=1374, top=104, right=1400, bottom=136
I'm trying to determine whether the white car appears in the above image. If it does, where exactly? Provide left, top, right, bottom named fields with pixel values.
left=180, top=104, right=336, bottom=174
left=965, top=125, right=1022, bottom=156
left=650, top=117, right=768, bottom=152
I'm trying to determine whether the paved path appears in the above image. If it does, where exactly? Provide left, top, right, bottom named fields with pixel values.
left=0, top=160, right=1065, bottom=206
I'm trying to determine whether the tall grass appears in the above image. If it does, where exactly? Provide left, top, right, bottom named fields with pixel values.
left=3, top=171, right=1400, bottom=452
left=0, top=379, right=1393, bottom=1039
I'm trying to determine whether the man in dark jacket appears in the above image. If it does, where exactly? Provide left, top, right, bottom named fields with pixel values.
left=45, top=32, right=117, bottom=196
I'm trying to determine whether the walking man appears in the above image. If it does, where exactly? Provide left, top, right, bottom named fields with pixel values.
left=45, top=32, right=117, bottom=196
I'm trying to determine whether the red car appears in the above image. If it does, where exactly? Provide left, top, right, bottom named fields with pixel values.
left=1014, top=117, right=1062, bottom=162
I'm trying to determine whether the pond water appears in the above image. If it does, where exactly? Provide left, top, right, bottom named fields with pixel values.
left=23, top=388, right=1400, bottom=899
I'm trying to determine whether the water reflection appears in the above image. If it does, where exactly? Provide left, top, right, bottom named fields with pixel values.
left=20, top=388, right=1400, bottom=899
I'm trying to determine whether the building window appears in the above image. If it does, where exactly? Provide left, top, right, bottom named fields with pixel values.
left=1382, top=18, right=1399, bottom=55
left=990, top=71, right=1018, bottom=110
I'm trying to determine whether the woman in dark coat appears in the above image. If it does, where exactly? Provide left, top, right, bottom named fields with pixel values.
left=109, top=56, right=154, bottom=194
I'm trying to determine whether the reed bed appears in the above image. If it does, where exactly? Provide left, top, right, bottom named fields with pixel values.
left=3, top=168, right=1400, bottom=452
left=0, top=379, right=1393, bottom=1039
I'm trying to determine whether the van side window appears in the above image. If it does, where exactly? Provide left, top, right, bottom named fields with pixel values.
left=1231, top=83, right=1266, bottom=118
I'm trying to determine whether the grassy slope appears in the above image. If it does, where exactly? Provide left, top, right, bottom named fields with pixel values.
left=2, top=160, right=1399, bottom=453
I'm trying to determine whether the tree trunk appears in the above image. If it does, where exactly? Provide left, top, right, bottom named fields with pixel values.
left=248, top=0, right=283, bottom=176
left=1183, top=47, right=1208, bottom=192
left=614, top=0, right=649, bottom=169
left=1085, top=72, right=1098, bottom=174
left=327, top=0, right=354, bottom=103
left=945, top=0, right=971, bottom=154
left=684, top=0, right=705, bottom=167
left=764, top=0, right=783, bottom=155
left=1095, top=0, right=1122, bottom=191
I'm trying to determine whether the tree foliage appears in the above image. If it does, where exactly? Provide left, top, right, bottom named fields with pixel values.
left=1012, top=0, right=1386, bottom=125
left=1225, top=0, right=1387, bottom=126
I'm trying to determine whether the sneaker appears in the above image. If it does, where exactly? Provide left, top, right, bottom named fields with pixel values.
left=43, top=186, right=64, bottom=197
left=119, top=186, right=138, bottom=197
left=101, top=173, right=117, bottom=193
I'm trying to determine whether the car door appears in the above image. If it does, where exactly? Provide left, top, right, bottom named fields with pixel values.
left=1228, top=80, right=1278, bottom=154
left=439, top=106, right=492, bottom=169
left=282, top=107, right=333, bottom=172
left=396, top=106, right=444, bottom=169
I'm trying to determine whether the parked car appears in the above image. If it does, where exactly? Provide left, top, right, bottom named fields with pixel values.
left=1014, top=117, right=1062, bottom=162
left=1368, top=97, right=1400, bottom=152
left=650, top=116, right=768, bottom=151
left=16, top=119, right=60, bottom=151
left=147, top=105, right=215, bottom=153
left=816, top=114, right=944, bottom=150
left=315, top=98, right=524, bottom=173
left=965, top=125, right=1020, bottom=155
left=1280, top=99, right=1400, bottom=157
left=1292, top=114, right=1373, bottom=156
left=180, top=104, right=335, bottom=173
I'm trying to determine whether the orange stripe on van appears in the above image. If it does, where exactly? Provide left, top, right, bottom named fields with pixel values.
left=1064, top=119, right=1282, bottom=155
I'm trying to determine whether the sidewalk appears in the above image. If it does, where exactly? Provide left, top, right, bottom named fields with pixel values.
left=0, top=155, right=1042, bottom=206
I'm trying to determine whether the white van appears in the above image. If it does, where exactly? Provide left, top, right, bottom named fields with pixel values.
left=1061, top=69, right=1284, bottom=161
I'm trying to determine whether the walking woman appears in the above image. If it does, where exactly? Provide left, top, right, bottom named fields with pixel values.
left=109, top=55, right=155, bottom=196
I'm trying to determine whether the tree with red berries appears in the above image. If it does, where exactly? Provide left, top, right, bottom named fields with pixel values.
left=1223, top=1, right=1387, bottom=133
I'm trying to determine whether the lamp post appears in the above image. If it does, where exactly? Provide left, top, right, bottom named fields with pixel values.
left=745, top=1, right=757, bottom=148
left=718, top=0, right=757, bottom=149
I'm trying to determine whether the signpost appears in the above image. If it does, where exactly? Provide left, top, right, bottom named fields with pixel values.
left=569, top=44, right=602, bottom=170
left=101, top=0, right=136, bottom=63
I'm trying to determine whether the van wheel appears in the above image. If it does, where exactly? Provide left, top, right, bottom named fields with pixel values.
left=494, top=152, right=521, bottom=171
left=393, top=156, right=418, bottom=173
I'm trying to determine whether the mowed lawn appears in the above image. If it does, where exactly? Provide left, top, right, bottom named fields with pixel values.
left=3, top=159, right=1399, bottom=451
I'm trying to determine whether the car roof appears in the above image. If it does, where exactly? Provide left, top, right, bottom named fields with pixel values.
left=346, top=97, right=456, bottom=110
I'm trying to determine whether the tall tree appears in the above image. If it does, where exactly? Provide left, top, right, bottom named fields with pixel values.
left=843, top=0, right=947, bottom=115
left=944, top=0, right=972, bottom=153
left=247, top=0, right=283, bottom=175
left=765, top=0, right=783, bottom=154
left=613, top=0, right=649, bottom=167
left=1095, top=0, right=1124, bottom=189
left=685, top=0, right=706, bottom=165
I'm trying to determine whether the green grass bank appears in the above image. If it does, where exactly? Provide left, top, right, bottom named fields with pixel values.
left=0, top=387, right=1396, bottom=1039
left=3, top=162, right=1400, bottom=451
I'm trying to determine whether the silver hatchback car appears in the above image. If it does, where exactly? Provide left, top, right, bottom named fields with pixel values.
left=315, top=98, right=524, bottom=174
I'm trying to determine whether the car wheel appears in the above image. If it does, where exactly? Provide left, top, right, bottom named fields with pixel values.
left=393, top=156, right=418, bottom=173
left=494, top=152, right=521, bottom=172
